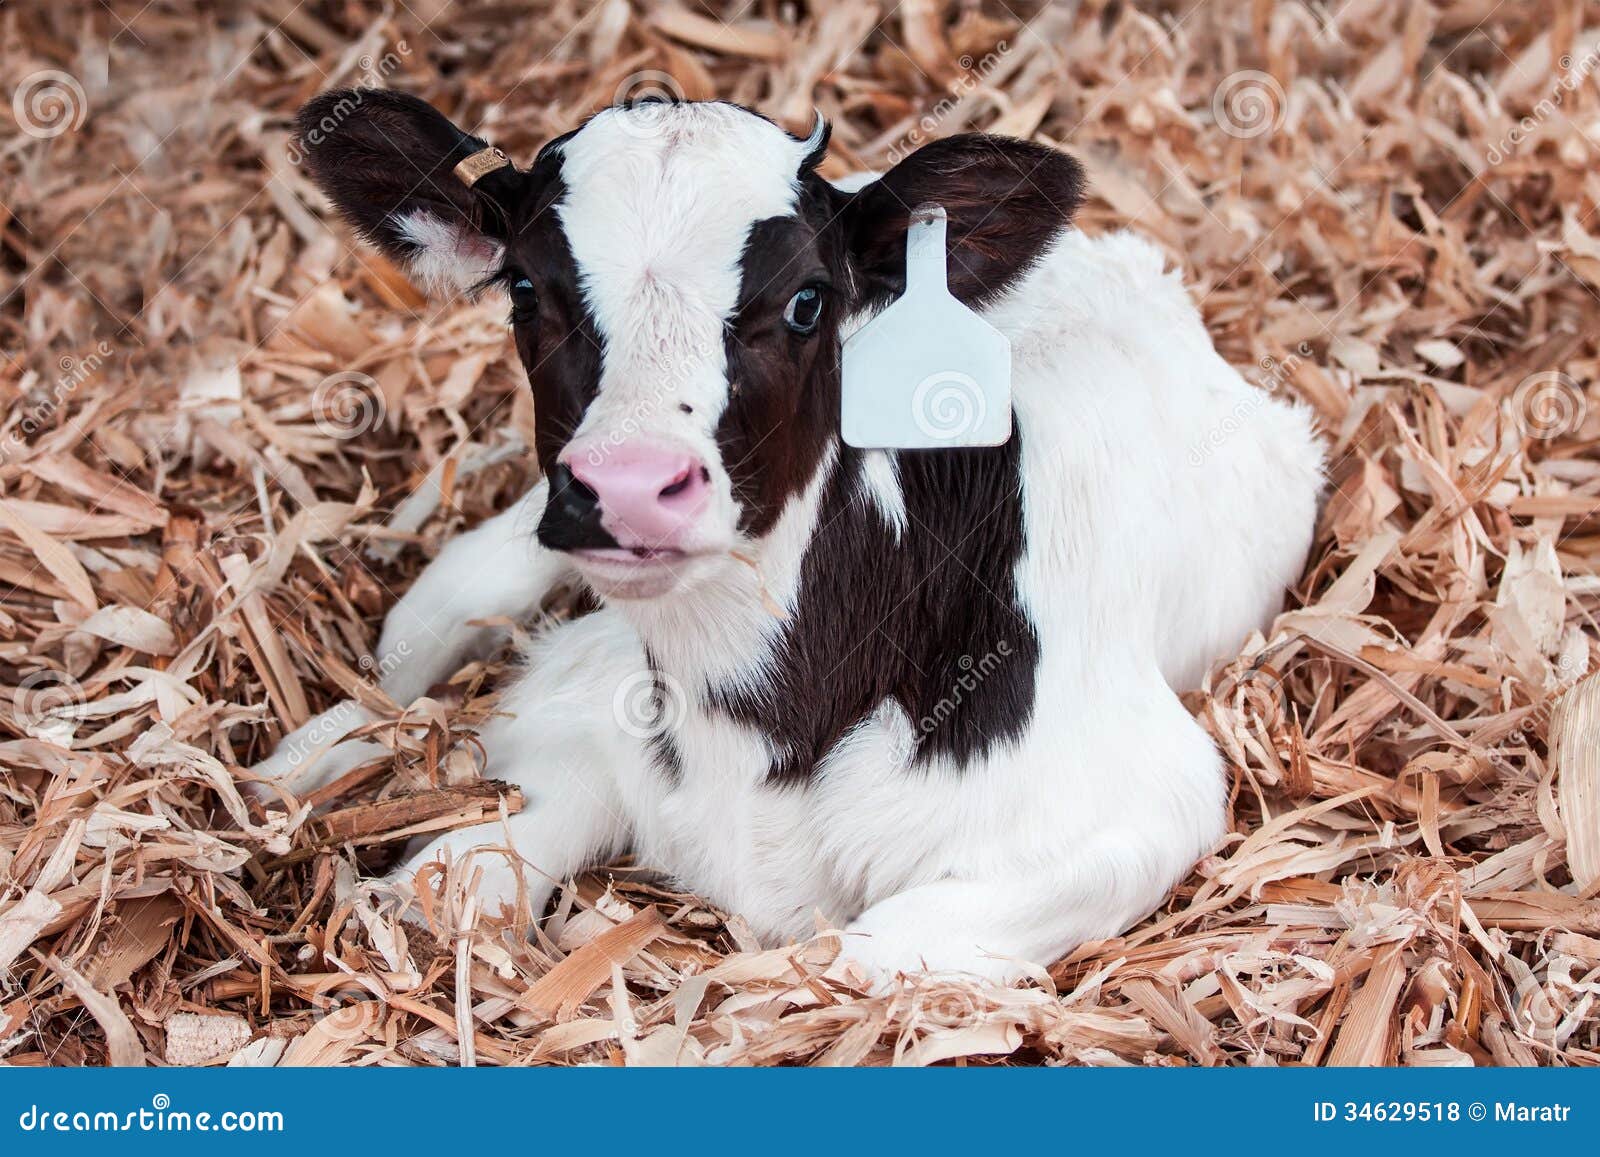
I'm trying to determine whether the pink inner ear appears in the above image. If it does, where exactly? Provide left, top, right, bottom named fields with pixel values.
left=390, top=209, right=504, bottom=295
left=452, top=227, right=502, bottom=267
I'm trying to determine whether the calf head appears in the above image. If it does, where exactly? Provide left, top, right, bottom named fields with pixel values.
left=297, top=91, right=1083, bottom=599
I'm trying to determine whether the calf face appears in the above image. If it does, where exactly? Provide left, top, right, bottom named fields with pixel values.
left=297, top=92, right=1083, bottom=599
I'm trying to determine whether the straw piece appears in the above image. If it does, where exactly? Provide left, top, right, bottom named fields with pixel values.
left=1326, top=947, right=1406, bottom=1066
left=0, top=499, right=97, bottom=610
left=1553, top=676, right=1600, bottom=891
left=650, top=7, right=783, bottom=59
left=518, top=908, right=665, bottom=1019
left=45, top=954, right=146, bottom=1068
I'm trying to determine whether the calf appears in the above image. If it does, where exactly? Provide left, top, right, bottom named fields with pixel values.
left=256, top=91, right=1324, bottom=985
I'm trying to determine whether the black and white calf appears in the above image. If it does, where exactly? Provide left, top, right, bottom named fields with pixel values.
left=256, top=91, right=1324, bottom=985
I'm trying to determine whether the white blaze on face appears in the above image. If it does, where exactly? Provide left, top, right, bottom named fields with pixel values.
left=553, top=104, right=812, bottom=452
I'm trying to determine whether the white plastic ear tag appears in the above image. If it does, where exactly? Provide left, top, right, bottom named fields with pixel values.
left=841, top=204, right=1011, bottom=449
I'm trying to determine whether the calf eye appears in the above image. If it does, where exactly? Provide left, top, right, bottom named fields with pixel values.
left=508, top=275, right=538, bottom=324
left=783, top=285, right=825, bottom=335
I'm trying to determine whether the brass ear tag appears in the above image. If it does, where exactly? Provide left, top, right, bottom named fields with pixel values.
left=454, top=146, right=511, bottom=187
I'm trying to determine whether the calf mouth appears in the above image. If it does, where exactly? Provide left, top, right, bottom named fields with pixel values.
left=568, top=545, right=697, bottom=599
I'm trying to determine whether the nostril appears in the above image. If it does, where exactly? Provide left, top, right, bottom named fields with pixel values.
left=552, top=462, right=600, bottom=505
left=658, top=468, right=693, bottom=500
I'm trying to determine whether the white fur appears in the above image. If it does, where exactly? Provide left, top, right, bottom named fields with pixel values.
left=855, top=449, right=907, bottom=539
left=256, top=119, right=1324, bottom=987
left=550, top=105, right=813, bottom=560
left=392, top=209, right=505, bottom=295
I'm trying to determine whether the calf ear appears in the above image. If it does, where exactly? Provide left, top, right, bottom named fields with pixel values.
left=295, top=88, right=521, bottom=294
left=844, top=135, right=1085, bottom=307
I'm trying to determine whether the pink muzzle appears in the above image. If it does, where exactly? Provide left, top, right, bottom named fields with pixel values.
left=561, top=437, right=710, bottom=550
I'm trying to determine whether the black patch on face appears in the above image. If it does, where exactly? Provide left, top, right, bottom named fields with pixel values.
left=706, top=434, right=1040, bottom=784
left=716, top=190, right=847, bottom=538
left=499, top=161, right=606, bottom=480
left=714, top=131, right=1081, bottom=539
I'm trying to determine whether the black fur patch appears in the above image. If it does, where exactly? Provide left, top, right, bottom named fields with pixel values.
left=716, top=201, right=845, bottom=538
left=296, top=89, right=510, bottom=265
left=648, top=727, right=684, bottom=786
left=707, top=438, right=1040, bottom=784
left=500, top=162, right=607, bottom=479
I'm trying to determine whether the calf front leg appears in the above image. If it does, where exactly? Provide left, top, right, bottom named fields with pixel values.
left=838, top=833, right=1181, bottom=988
left=374, top=479, right=566, bottom=705
left=386, top=613, right=645, bottom=920
left=248, top=482, right=570, bottom=799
